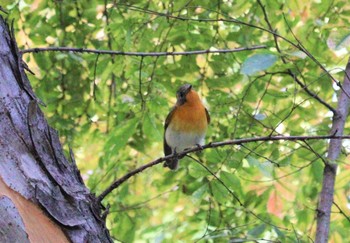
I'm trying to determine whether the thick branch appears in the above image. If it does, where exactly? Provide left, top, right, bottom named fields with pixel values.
left=97, top=134, right=350, bottom=202
left=20, top=45, right=266, bottom=56
left=315, top=57, right=350, bottom=242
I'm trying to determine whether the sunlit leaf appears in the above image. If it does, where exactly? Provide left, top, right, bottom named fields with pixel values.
left=241, top=54, right=278, bottom=75
left=103, top=117, right=139, bottom=158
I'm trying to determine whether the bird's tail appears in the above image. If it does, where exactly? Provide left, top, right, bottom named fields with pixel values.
left=164, top=158, right=179, bottom=170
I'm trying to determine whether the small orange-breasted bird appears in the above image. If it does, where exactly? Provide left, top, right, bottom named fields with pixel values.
left=164, top=84, right=210, bottom=170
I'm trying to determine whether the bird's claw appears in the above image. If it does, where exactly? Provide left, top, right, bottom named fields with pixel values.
left=196, top=144, right=204, bottom=150
left=173, top=148, right=178, bottom=158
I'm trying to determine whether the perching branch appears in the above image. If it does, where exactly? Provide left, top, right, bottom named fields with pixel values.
left=315, top=57, right=350, bottom=243
left=96, top=134, right=350, bottom=202
left=20, top=45, right=266, bottom=56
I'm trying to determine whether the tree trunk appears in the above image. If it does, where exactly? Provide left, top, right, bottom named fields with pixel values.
left=315, top=58, right=350, bottom=242
left=0, top=15, right=111, bottom=243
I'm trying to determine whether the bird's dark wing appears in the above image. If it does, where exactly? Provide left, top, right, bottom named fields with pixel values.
left=205, top=108, right=210, bottom=124
left=164, top=107, right=177, bottom=169
left=164, top=106, right=176, bottom=131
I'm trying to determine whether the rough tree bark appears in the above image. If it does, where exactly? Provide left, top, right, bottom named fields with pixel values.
left=315, top=58, right=350, bottom=242
left=0, top=15, right=112, bottom=242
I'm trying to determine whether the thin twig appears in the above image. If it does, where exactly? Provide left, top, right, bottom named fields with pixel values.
left=92, top=54, right=99, bottom=100
left=138, top=57, right=145, bottom=111
left=20, top=45, right=266, bottom=56
left=332, top=201, right=350, bottom=223
left=96, top=134, right=350, bottom=202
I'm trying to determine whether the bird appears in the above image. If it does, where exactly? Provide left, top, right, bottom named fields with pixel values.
left=164, top=84, right=210, bottom=170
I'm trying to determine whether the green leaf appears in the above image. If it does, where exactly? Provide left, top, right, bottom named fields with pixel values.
left=311, top=160, right=324, bottom=182
left=115, top=213, right=136, bottom=242
left=241, top=53, right=278, bottom=75
left=259, top=161, right=274, bottom=178
left=188, top=161, right=211, bottom=178
left=247, top=156, right=274, bottom=178
left=246, top=156, right=260, bottom=167
left=103, top=117, right=139, bottom=158
left=220, top=171, right=242, bottom=195
left=211, top=180, right=228, bottom=204
left=191, top=184, right=208, bottom=203
left=279, top=156, right=291, bottom=167
left=143, top=113, right=162, bottom=141
left=248, top=224, right=266, bottom=237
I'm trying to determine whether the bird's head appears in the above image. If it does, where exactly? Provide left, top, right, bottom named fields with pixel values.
left=176, top=84, right=200, bottom=106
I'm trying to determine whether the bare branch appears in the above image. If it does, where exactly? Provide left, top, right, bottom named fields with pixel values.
left=97, top=134, right=350, bottom=202
left=20, top=45, right=266, bottom=56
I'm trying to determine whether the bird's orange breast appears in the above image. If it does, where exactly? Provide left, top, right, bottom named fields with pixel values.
left=170, top=102, right=208, bottom=133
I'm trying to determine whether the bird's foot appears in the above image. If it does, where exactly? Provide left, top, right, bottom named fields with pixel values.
left=196, top=143, right=204, bottom=152
left=164, top=148, right=179, bottom=170
left=168, top=148, right=180, bottom=170
left=173, top=148, right=178, bottom=158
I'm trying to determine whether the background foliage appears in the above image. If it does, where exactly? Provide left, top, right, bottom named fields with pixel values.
left=2, top=0, right=350, bottom=241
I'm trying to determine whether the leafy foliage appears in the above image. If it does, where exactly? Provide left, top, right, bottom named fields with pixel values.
left=3, top=0, right=350, bottom=241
